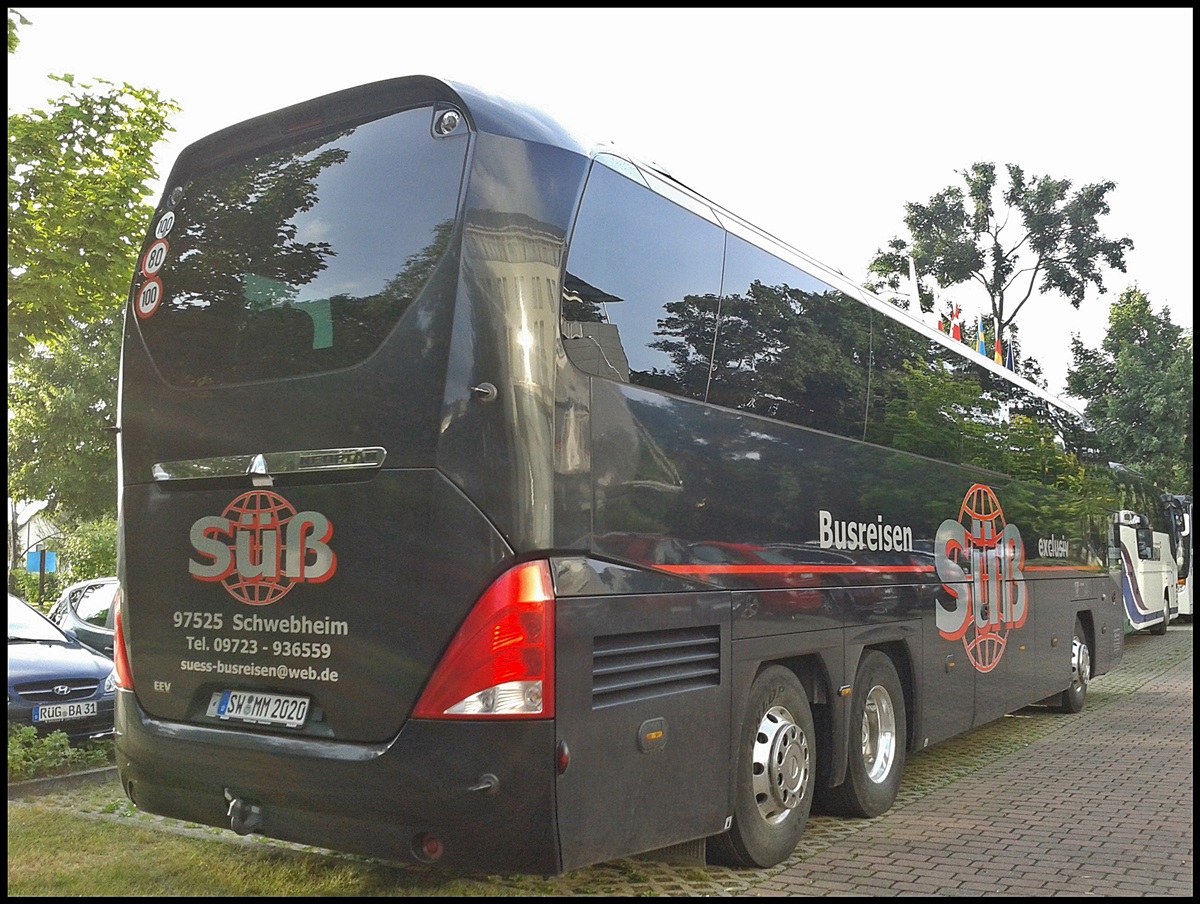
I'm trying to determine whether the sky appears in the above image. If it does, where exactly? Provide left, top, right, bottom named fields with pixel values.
left=8, top=7, right=1193, bottom=403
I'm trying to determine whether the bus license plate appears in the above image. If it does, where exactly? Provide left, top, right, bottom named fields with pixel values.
left=207, top=690, right=309, bottom=728
left=33, top=701, right=98, bottom=723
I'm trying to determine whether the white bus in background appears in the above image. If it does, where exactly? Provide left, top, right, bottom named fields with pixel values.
left=1107, top=463, right=1185, bottom=635
left=1168, top=494, right=1192, bottom=619
left=1113, top=509, right=1177, bottom=634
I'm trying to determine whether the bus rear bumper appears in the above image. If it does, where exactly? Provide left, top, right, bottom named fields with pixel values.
left=115, top=689, right=561, bottom=874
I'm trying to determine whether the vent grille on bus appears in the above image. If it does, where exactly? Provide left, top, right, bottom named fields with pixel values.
left=592, top=626, right=721, bottom=707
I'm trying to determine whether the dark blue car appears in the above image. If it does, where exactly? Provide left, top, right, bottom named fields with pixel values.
left=8, top=593, right=116, bottom=743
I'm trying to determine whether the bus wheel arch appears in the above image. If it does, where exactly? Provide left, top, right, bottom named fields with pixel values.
left=817, top=648, right=908, bottom=818
left=708, top=664, right=815, bottom=868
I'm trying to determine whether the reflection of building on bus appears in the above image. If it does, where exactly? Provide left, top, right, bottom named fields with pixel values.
left=114, top=75, right=1132, bottom=878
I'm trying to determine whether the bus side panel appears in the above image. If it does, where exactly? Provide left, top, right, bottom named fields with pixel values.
left=436, top=132, right=589, bottom=554
left=1088, top=572, right=1125, bottom=676
left=552, top=587, right=731, bottom=872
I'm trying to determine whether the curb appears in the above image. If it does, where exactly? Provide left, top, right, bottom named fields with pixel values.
left=8, top=766, right=119, bottom=800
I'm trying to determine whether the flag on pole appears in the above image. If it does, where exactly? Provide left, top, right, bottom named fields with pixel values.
left=950, top=305, right=962, bottom=342
left=1004, top=341, right=1015, bottom=371
left=977, top=313, right=986, bottom=355
left=994, top=335, right=1003, bottom=365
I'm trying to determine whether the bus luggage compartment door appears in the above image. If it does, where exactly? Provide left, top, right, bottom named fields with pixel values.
left=552, top=588, right=731, bottom=872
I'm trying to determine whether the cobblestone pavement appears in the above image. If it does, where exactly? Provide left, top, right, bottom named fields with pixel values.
left=12, top=623, right=1192, bottom=896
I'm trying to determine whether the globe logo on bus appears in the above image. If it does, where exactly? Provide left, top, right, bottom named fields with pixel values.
left=219, top=491, right=299, bottom=605
left=188, top=490, right=338, bottom=605
left=934, top=484, right=1028, bottom=673
left=958, top=486, right=1007, bottom=670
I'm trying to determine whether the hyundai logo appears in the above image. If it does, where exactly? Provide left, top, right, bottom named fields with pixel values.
left=53, top=685, right=70, bottom=696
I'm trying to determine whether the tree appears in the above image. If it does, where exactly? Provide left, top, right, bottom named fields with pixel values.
left=8, top=10, right=179, bottom=360
left=8, top=11, right=177, bottom=516
left=866, top=163, right=1133, bottom=352
left=7, top=315, right=122, bottom=521
left=8, top=7, right=29, bottom=52
left=1066, top=286, right=1192, bottom=492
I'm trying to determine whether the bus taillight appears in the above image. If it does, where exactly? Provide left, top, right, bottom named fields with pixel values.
left=113, top=587, right=135, bottom=690
left=413, top=560, right=555, bottom=719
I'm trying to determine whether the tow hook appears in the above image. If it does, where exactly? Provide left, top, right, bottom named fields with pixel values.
left=225, top=789, right=264, bottom=835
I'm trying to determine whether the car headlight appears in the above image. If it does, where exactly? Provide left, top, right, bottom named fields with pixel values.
left=104, top=668, right=118, bottom=695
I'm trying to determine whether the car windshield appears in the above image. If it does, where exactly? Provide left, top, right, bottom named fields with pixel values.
left=8, top=595, right=70, bottom=644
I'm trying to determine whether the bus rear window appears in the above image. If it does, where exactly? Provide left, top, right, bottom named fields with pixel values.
left=131, top=105, right=466, bottom=388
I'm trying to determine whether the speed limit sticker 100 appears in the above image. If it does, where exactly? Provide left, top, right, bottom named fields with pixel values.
left=136, top=213, right=173, bottom=320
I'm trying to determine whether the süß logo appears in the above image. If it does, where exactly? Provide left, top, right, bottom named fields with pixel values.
left=189, top=490, right=336, bottom=605
left=934, top=484, right=1027, bottom=673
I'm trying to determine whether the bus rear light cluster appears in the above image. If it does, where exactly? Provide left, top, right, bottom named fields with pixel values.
left=412, top=560, right=555, bottom=719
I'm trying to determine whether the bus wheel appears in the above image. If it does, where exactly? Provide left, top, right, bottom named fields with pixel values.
left=1057, top=618, right=1091, bottom=713
left=708, top=665, right=814, bottom=868
left=818, top=650, right=906, bottom=818
left=1150, top=597, right=1169, bottom=635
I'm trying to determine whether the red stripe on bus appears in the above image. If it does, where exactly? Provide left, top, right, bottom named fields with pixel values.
left=659, top=564, right=933, bottom=576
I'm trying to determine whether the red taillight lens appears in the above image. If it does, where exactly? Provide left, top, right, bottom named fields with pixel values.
left=113, top=587, right=135, bottom=690
left=412, top=560, right=554, bottom=719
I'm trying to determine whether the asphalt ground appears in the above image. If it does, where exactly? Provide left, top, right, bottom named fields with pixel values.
left=10, top=621, right=1192, bottom=896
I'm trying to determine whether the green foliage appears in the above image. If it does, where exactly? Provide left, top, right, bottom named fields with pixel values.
left=7, top=723, right=112, bottom=782
left=867, top=162, right=1133, bottom=343
left=9, top=517, right=115, bottom=606
left=12, top=569, right=63, bottom=610
left=881, top=358, right=999, bottom=465
left=8, top=7, right=29, bottom=52
left=994, top=414, right=1086, bottom=492
left=7, top=316, right=122, bottom=522
left=8, top=73, right=179, bottom=360
left=8, top=19, right=178, bottom=530
left=1067, top=286, right=1193, bottom=492
left=57, top=516, right=119, bottom=584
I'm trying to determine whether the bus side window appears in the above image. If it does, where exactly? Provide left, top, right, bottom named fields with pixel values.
left=562, top=160, right=723, bottom=400
left=1136, top=527, right=1154, bottom=560
left=713, top=235, right=874, bottom=440
left=562, top=274, right=630, bottom=382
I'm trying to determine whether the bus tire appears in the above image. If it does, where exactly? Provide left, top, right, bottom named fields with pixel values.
left=1150, top=597, right=1169, bottom=635
left=708, top=665, right=814, bottom=868
left=1057, top=617, right=1091, bottom=714
left=818, top=650, right=906, bottom=818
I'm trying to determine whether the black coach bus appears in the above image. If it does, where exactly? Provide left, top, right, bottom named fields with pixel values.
left=114, top=75, right=1125, bottom=874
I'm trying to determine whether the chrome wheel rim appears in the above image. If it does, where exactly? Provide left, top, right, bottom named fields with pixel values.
left=861, top=684, right=897, bottom=784
left=751, top=704, right=809, bottom=824
left=1070, top=633, right=1090, bottom=696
